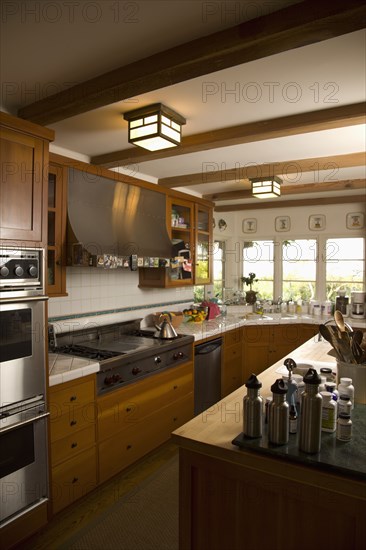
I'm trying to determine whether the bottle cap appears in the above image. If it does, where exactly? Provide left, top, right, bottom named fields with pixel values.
left=320, top=391, right=332, bottom=402
left=338, top=413, right=351, bottom=420
left=303, top=368, right=321, bottom=385
left=245, top=373, right=262, bottom=389
left=339, top=394, right=351, bottom=401
left=271, top=378, right=288, bottom=394
left=340, top=377, right=352, bottom=386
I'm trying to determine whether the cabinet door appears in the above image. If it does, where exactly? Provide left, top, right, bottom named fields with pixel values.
left=168, top=196, right=194, bottom=286
left=47, top=163, right=67, bottom=296
left=194, top=203, right=213, bottom=285
left=0, top=128, right=45, bottom=243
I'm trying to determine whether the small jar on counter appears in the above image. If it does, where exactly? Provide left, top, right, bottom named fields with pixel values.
left=338, top=377, right=354, bottom=409
left=337, top=413, right=352, bottom=441
left=320, top=391, right=337, bottom=433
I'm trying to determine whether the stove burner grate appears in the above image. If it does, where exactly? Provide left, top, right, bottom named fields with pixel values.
left=55, top=344, right=122, bottom=361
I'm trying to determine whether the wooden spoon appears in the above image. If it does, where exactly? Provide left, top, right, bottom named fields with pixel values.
left=334, top=310, right=347, bottom=335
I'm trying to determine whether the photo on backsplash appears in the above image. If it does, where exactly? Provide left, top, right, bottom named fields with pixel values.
left=309, top=214, right=326, bottom=231
left=242, top=218, right=257, bottom=233
left=346, top=212, right=364, bottom=230
left=275, top=216, right=290, bottom=232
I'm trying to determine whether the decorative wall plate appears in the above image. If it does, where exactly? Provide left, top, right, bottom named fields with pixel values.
left=242, top=218, right=257, bottom=233
left=309, top=214, right=326, bottom=231
left=346, top=212, right=364, bottom=230
left=275, top=216, right=290, bottom=232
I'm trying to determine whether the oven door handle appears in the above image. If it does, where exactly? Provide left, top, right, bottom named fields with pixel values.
left=0, top=295, right=49, bottom=304
left=0, top=411, right=50, bottom=433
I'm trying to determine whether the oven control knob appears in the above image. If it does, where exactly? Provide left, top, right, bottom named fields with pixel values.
left=112, top=374, right=121, bottom=383
left=154, top=356, right=162, bottom=365
left=173, top=351, right=184, bottom=360
left=28, top=264, right=38, bottom=277
left=132, top=367, right=142, bottom=375
left=0, top=266, right=9, bottom=277
left=104, top=376, right=113, bottom=385
left=14, top=264, right=24, bottom=277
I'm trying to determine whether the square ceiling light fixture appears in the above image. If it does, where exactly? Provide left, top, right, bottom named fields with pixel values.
left=251, top=176, right=282, bottom=198
left=123, top=103, right=186, bottom=151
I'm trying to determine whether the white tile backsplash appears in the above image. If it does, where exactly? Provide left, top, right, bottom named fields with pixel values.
left=48, top=267, right=194, bottom=323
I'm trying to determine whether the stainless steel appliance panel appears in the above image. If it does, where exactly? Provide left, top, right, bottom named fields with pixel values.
left=0, top=411, right=48, bottom=525
left=194, top=338, right=222, bottom=415
left=0, top=298, right=47, bottom=405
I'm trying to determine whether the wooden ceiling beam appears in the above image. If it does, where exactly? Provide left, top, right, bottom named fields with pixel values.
left=93, top=103, right=365, bottom=168
left=18, top=1, right=366, bottom=126
left=159, top=152, right=366, bottom=189
left=205, top=179, right=366, bottom=201
left=214, top=194, right=366, bottom=212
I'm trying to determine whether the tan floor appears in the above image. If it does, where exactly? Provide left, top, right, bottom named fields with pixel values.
left=20, top=441, right=178, bottom=550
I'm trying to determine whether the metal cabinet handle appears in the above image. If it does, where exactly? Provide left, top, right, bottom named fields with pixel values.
left=126, top=407, right=132, bottom=412
left=126, top=444, right=132, bottom=450
left=72, top=477, right=78, bottom=483
left=70, top=396, right=77, bottom=401
left=173, top=385, right=178, bottom=390
left=70, top=420, right=77, bottom=426
left=71, top=442, right=78, bottom=448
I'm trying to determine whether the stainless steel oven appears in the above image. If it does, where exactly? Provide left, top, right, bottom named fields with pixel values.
left=0, top=248, right=49, bottom=527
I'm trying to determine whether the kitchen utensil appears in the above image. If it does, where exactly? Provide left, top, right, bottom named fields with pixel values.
left=328, top=325, right=356, bottom=364
left=154, top=313, right=178, bottom=339
left=319, top=324, right=343, bottom=361
left=334, top=310, right=353, bottom=338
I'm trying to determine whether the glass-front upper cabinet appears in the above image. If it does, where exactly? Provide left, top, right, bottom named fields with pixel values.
left=168, top=197, right=194, bottom=286
left=194, top=203, right=213, bottom=285
left=47, top=163, right=67, bottom=296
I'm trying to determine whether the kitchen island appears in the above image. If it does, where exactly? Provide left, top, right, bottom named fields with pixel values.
left=172, top=337, right=366, bottom=550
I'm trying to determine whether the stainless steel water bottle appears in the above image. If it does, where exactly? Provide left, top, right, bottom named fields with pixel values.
left=243, top=373, right=263, bottom=438
left=268, top=379, right=289, bottom=445
left=299, top=368, right=322, bottom=453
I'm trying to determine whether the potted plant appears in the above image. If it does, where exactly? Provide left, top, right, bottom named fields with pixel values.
left=241, top=272, right=258, bottom=304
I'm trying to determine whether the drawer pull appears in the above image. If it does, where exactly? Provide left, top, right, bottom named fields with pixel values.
left=173, top=417, right=178, bottom=422
left=173, top=385, right=178, bottom=390
left=126, top=444, right=132, bottom=450
left=70, top=420, right=77, bottom=426
left=70, top=396, right=77, bottom=402
left=72, top=477, right=78, bottom=484
left=71, top=442, right=78, bottom=449
left=126, top=407, right=132, bottom=412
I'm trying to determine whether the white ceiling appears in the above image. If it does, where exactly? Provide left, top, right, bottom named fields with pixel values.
left=1, top=0, right=365, bottom=207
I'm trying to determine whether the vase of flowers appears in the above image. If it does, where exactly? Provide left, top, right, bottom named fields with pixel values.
left=241, top=272, right=258, bottom=305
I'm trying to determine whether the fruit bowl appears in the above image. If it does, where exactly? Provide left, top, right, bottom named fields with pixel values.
left=183, top=307, right=208, bottom=323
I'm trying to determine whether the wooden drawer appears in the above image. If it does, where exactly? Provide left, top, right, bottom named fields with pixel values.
left=51, top=424, right=96, bottom=467
left=99, top=393, right=193, bottom=484
left=51, top=446, right=97, bottom=514
left=97, top=363, right=193, bottom=440
left=49, top=377, right=95, bottom=419
left=224, top=341, right=242, bottom=361
left=225, top=328, right=242, bottom=346
left=49, top=376, right=96, bottom=442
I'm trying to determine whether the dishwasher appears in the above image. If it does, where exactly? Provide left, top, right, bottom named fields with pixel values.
left=194, top=338, right=222, bottom=415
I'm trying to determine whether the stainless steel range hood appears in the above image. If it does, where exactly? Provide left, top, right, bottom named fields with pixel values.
left=67, top=168, right=172, bottom=260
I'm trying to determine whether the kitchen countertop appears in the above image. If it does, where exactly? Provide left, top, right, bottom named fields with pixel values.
left=172, top=337, right=366, bottom=481
left=177, top=307, right=366, bottom=342
left=47, top=309, right=366, bottom=385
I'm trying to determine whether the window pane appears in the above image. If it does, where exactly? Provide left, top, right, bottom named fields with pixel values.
left=243, top=241, right=274, bottom=299
left=282, top=240, right=317, bottom=301
left=325, top=238, right=365, bottom=300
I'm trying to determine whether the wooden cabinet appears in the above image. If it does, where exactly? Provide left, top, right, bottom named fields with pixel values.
left=139, top=195, right=213, bottom=288
left=0, top=111, right=54, bottom=246
left=49, top=376, right=97, bottom=514
left=222, top=328, right=243, bottom=397
left=243, top=323, right=320, bottom=379
left=47, top=161, right=67, bottom=296
left=97, top=362, right=194, bottom=483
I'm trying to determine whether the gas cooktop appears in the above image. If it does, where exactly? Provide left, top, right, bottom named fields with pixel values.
left=49, top=319, right=194, bottom=394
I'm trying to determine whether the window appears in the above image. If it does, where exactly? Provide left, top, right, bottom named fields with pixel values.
left=213, top=240, right=225, bottom=299
left=243, top=241, right=274, bottom=299
left=282, top=239, right=317, bottom=301
left=325, top=237, right=365, bottom=300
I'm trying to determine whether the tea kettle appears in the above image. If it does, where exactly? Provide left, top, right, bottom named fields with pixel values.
left=154, top=313, right=178, bottom=339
